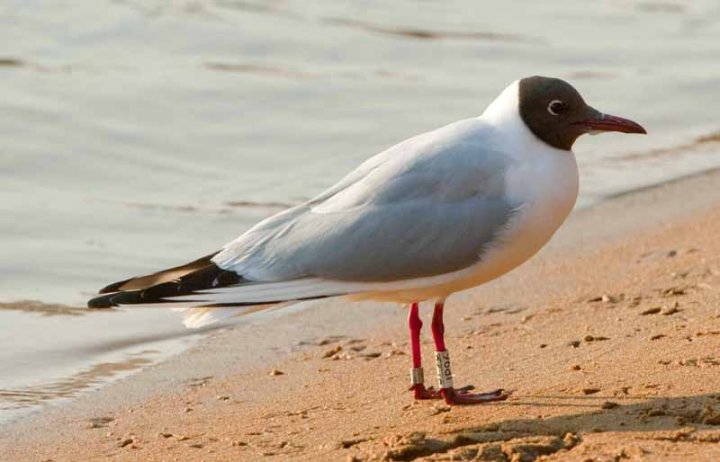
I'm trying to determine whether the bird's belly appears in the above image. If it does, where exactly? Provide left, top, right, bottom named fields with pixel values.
left=363, top=204, right=571, bottom=302
left=457, top=194, right=574, bottom=289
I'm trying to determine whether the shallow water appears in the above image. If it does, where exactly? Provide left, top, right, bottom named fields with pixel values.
left=1, top=0, right=719, bottom=423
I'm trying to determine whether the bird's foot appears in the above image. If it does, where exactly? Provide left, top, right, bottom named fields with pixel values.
left=440, top=386, right=509, bottom=405
left=410, top=383, right=442, bottom=400
left=411, top=384, right=508, bottom=404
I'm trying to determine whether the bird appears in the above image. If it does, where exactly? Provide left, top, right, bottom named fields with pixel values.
left=89, top=76, right=646, bottom=405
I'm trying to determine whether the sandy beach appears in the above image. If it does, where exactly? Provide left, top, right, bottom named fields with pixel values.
left=3, top=0, right=720, bottom=449
left=2, top=160, right=720, bottom=461
left=4, top=2, right=720, bottom=461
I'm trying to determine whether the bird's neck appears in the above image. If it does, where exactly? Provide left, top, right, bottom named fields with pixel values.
left=480, top=80, right=573, bottom=158
left=480, top=81, right=541, bottom=152
left=480, top=80, right=521, bottom=126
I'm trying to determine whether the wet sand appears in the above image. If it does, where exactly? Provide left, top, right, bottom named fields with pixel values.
left=3, top=163, right=720, bottom=460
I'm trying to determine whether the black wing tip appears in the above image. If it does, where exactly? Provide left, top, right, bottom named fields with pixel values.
left=97, top=251, right=221, bottom=295
left=88, top=264, right=245, bottom=309
left=88, top=290, right=148, bottom=308
left=88, top=293, right=117, bottom=309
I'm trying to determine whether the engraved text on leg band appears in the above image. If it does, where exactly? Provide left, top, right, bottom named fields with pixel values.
left=435, top=350, right=454, bottom=389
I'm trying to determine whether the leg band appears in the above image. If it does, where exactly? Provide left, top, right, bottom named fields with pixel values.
left=435, top=350, right=454, bottom=389
left=410, top=367, right=424, bottom=386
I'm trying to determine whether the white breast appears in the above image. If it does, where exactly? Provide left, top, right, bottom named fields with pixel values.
left=463, top=143, right=579, bottom=285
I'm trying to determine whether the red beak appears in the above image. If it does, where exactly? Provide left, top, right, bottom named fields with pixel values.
left=574, top=111, right=647, bottom=135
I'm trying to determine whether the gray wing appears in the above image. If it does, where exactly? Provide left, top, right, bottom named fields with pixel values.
left=214, top=119, right=520, bottom=282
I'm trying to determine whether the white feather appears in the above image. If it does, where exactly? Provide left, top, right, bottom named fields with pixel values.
left=172, top=302, right=296, bottom=328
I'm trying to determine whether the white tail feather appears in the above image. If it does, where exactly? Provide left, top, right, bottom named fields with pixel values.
left=170, top=278, right=366, bottom=303
left=172, top=302, right=295, bottom=328
left=161, top=278, right=401, bottom=329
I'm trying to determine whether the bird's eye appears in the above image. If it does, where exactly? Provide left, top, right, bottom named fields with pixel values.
left=547, top=100, right=566, bottom=116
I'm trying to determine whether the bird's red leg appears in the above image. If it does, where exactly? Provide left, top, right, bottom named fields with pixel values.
left=408, top=302, right=440, bottom=399
left=430, top=301, right=508, bottom=405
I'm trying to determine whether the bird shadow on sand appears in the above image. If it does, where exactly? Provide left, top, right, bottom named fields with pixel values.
left=383, top=393, right=720, bottom=461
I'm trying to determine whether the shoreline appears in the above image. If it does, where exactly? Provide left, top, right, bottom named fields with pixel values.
left=4, top=161, right=720, bottom=460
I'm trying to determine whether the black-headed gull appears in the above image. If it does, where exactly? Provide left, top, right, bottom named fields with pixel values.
left=90, top=76, right=645, bottom=405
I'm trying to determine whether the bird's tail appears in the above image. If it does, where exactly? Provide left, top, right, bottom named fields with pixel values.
left=88, top=253, right=347, bottom=328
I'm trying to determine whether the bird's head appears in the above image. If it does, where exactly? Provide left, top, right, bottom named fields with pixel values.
left=515, top=76, right=646, bottom=151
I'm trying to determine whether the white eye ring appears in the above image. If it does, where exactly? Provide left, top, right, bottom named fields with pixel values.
left=547, top=99, right=564, bottom=116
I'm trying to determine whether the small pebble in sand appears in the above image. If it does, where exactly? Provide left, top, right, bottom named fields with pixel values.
left=663, top=303, right=681, bottom=315
left=663, top=287, right=687, bottom=296
left=582, top=388, right=601, bottom=395
left=87, top=416, right=114, bottom=429
left=563, top=432, right=579, bottom=447
left=270, top=369, right=285, bottom=376
left=650, top=334, right=666, bottom=341
left=640, top=307, right=662, bottom=315
left=584, top=335, right=609, bottom=342
left=430, top=405, right=451, bottom=415
left=696, top=330, right=720, bottom=337
left=317, top=336, right=344, bottom=346
left=184, top=407, right=193, bottom=413
left=323, top=346, right=342, bottom=358
left=118, top=438, right=134, bottom=448
left=339, top=437, right=366, bottom=448
left=567, top=340, right=581, bottom=348
left=589, top=294, right=619, bottom=303
left=217, top=395, right=230, bottom=400
left=187, top=376, right=213, bottom=388
left=601, top=401, right=620, bottom=410
left=570, top=364, right=581, bottom=371
left=189, top=443, right=204, bottom=449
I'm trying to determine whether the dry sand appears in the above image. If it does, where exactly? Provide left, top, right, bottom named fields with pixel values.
left=4, top=168, right=720, bottom=462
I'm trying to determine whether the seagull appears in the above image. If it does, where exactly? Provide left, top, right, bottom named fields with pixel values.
left=89, top=76, right=646, bottom=405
